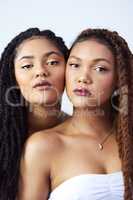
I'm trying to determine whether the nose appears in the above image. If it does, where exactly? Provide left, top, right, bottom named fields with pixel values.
left=78, top=76, right=88, bottom=84
left=78, top=68, right=92, bottom=84
left=35, top=62, right=49, bottom=78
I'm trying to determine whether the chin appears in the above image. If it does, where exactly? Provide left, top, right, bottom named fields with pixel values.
left=25, top=95, right=59, bottom=107
left=71, top=98, right=97, bottom=108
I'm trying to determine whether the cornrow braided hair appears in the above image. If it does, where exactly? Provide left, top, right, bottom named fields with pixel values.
left=70, top=28, right=133, bottom=200
left=0, top=28, right=68, bottom=200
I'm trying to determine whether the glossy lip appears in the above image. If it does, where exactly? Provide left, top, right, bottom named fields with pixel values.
left=33, top=80, right=52, bottom=91
left=73, top=87, right=92, bottom=97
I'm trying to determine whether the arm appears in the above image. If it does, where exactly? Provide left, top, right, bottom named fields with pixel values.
left=18, top=134, right=52, bottom=200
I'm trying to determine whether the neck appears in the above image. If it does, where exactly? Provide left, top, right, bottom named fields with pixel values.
left=28, top=103, right=62, bottom=135
left=70, top=105, right=115, bottom=139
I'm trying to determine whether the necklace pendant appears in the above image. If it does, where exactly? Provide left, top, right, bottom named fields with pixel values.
left=98, top=143, right=103, bottom=150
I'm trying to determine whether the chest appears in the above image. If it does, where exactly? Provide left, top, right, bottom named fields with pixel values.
left=51, top=135, right=121, bottom=189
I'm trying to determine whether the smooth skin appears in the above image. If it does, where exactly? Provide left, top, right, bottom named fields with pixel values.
left=18, top=40, right=121, bottom=200
left=14, top=37, right=68, bottom=134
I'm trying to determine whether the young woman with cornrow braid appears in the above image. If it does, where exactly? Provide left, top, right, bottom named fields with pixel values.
left=19, top=28, right=133, bottom=200
left=0, top=27, right=69, bottom=200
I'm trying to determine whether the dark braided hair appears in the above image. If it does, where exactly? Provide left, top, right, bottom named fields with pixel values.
left=0, top=28, right=68, bottom=200
left=70, top=28, right=133, bottom=200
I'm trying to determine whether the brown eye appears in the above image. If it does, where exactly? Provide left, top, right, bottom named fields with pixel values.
left=94, top=65, right=107, bottom=72
left=21, top=64, right=33, bottom=69
left=47, top=60, right=59, bottom=66
left=69, top=63, right=79, bottom=68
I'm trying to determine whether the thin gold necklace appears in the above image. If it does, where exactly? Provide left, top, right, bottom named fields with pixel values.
left=71, top=120, right=115, bottom=151
left=98, top=121, right=116, bottom=151
left=98, top=132, right=113, bottom=151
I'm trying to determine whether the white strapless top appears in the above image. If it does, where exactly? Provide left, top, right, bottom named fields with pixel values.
left=48, top=171, right=124, bottom=200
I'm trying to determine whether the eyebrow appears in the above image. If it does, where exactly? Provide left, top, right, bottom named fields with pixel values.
left=68, top=56, right=81, bottom=61
left=45, top=51, right=63, bottom=57
left=69, top=56, right=112, bottom=64
left=18, top=51, right=63, bottom=61
left=92, top=58, right=112, bottom=65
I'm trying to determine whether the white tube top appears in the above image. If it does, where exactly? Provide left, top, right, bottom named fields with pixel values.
left=48, top=171, right=124, bottom=200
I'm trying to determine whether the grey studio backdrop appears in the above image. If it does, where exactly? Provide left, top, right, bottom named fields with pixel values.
left=0, top=0, right=132, bottom=115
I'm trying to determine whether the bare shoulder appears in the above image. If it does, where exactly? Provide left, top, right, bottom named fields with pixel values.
left=22, top=130, right=63, bottom=162
left=19, top=131, right=61, bottom=199
left=21, top=117, right=71, bottom=167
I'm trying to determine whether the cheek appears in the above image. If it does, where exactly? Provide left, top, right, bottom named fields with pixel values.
left=15, top=70, right=27, bottom=87
left=15, top=70, right=28, bottom=85
left=95, top=75, right=116, bottom=100
left=51, top=69, right=65, bottom=92
left=15, top=70, right=32, bottom=97
left=66, top=70, right=75, bottom=93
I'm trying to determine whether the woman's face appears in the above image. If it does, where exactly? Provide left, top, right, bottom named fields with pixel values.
left=66, top=39, right=117, bottom=109
left=14, top=37, right=66, bottom=106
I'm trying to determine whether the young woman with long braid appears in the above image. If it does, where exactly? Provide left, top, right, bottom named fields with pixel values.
left=0, top=27, right=68, bottom=200
left=19, top=28, right=133, bottom=200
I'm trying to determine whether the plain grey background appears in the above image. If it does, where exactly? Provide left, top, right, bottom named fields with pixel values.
left=0, top=0, right=132, bottom=114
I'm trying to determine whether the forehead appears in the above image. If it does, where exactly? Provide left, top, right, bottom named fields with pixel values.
left=70, top=40, right=114, bottom=61
left=15, top=37, right=60, bottom=58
